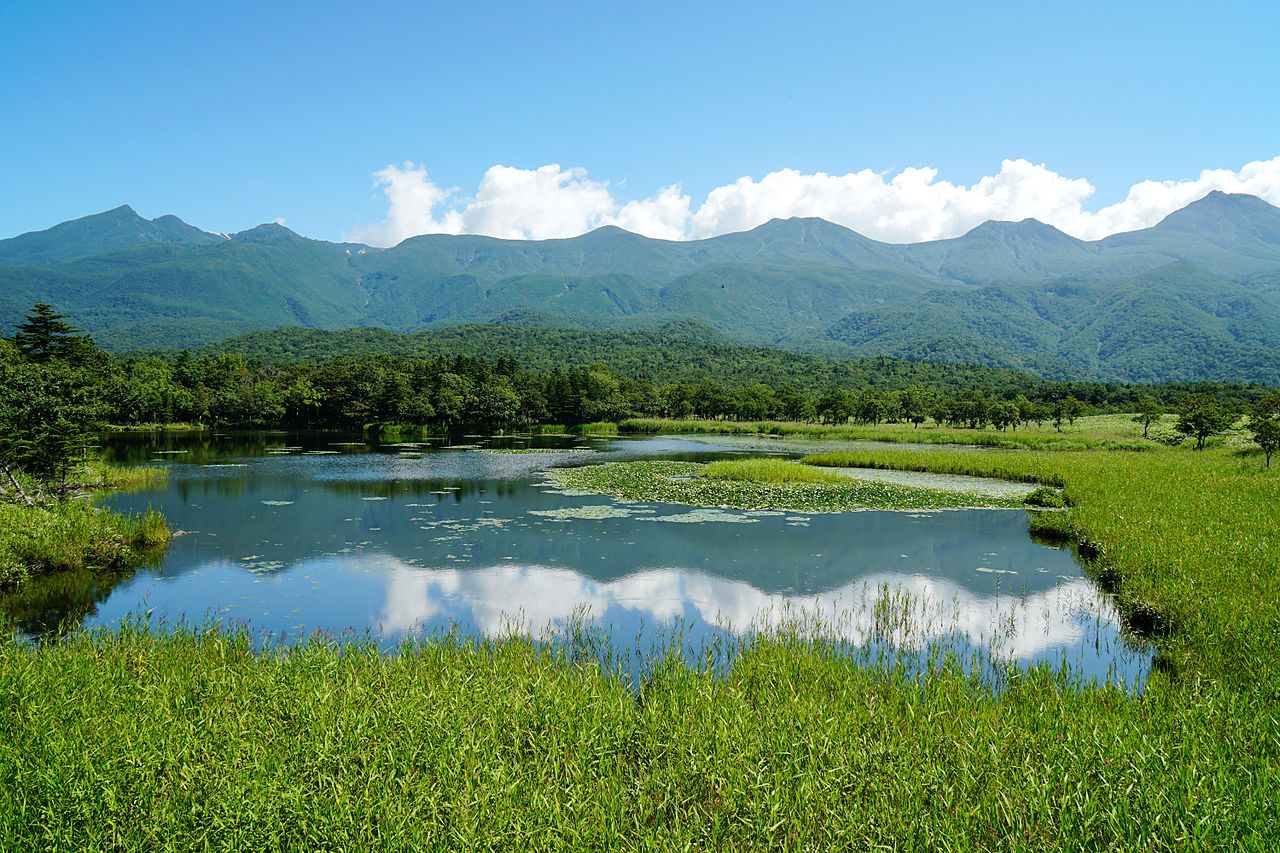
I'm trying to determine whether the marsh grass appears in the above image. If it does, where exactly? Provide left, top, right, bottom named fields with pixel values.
left=0, top=502, right=168, bottom=587
left=803, top=448, right=1068, bottom=486
left=704, top=457, right=844, bottom=484
left=76, top=460, right=169, bottom=493
left=804, top=444, right=1280, bottom=690
left=0, top=462, right=170, bottom=588
left=523, top=423, right=569, bottom=434
left=101, top=421, right=209, bottom=432
left=574, top=421, right=619, bottom=435
left=550, top=460, right=1025, bottom=512
left=476, top=447, right=593, bottom=454
left=0, top=618, right=1272, bottom=850
left=364, top=422, right=448, bottom=439
left=619, top=417, right=1155, bottom=450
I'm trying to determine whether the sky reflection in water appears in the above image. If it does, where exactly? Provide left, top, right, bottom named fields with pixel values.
left=90, top=432, right=1147, bottom=684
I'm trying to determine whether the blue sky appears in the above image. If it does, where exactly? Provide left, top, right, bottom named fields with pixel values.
left=2, top=0, right=1278, bottom=244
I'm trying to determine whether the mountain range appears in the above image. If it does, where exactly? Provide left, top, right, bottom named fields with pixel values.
left=2, top=191, right=1279, bottom=383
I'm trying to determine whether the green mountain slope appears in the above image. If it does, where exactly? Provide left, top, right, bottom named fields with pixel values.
left=656, top=264, right=942, bottom=343
left=0, top=205, right=222, bottom=266
left=189, top=320, right=1069, bottom=396
left=1098, top=191, right=1280, bottom=279
left=902, top=219, right=1101, bottom=284
left=0, top=224, right=371, bottom=349
left=2, top=192, right=1279, bottom=382
left=823, top=262, right=1280, bottom=383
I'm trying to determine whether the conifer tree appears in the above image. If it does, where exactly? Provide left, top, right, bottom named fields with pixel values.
left=13, top=303, right=95, bottom=363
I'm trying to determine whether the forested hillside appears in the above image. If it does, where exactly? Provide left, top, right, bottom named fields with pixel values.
left=3, top=192, right=1280, bottom=383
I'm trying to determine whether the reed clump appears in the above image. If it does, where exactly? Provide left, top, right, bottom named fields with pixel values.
left=0, top=462, right=170, bottom=588
left=704, top=457, right=844, bottom=484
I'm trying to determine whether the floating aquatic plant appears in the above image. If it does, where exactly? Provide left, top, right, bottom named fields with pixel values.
left=636, top=508, right=760, bottom=524
left=547, top=460, right=1026, bottom=513
left=477, top=448, right=595, bottom=454
left=528, top=505, right=641, bottom=520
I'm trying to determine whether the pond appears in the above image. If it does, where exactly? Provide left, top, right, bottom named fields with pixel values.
left=19, top=431, right=1149, bottom=685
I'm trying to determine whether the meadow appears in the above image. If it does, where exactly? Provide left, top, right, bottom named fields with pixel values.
left=619, top=415, right=1165, bottom=451
left=1, top=417, right=1278, bottom=848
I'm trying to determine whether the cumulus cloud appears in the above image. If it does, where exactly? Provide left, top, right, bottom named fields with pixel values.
left=345, top=156, right=1280, bottom=247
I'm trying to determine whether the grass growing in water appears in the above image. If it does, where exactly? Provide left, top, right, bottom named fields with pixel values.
left=574, top=421, right=619, bottom=435
left=550, top=460, right=1025, bottom=512
left=476, top=447, right=595, bottom=454
left=0, top=462, right=170, bottom=588
left=76, top=460, right=169, bottom=492
left=805, top=444, right=1280, bottom=688
left=704, top=457, right=843, bottom=484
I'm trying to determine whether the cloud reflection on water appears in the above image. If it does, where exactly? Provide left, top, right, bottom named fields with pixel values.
left=378, top=559, right=1117, bottom=661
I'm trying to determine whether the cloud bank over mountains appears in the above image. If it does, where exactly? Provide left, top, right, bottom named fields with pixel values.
left=346, top=156, right=1280, bottom=248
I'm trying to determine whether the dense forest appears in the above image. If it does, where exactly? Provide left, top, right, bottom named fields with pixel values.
left=4, top=305, right=1277, bottom=439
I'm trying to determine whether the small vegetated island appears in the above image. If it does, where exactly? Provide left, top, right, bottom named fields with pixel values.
left=548, top=457, right=1034, bottom=512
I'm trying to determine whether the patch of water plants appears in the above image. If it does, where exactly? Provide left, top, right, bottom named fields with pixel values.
left=546, top=459, right=1027, bottom=512
left=475, top=447, right=597, bottom=454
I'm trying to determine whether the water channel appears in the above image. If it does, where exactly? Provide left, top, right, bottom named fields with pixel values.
left=19, top=431, right=1149, bottom=685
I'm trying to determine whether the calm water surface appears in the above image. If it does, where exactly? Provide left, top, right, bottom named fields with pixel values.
left=66, top=431, right=1147, bottom=683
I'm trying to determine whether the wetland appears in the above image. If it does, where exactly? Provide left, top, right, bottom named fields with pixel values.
left=9, top=430, right=1147, bottom=685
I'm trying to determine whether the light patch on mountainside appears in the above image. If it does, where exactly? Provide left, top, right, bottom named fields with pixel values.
left=346, top=157, right=1280, bottom=246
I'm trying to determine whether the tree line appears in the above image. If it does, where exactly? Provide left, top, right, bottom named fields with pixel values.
left=5, top=304, right=1280, bottom=494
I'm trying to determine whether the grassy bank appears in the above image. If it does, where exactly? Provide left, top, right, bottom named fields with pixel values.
left=804, top=445, right=1279, bottom=688
left=0, top=622, right=1273, bottom=849
left=0, top=462, right=170, bottom=588
left=101, top=422, right=209, bottom=432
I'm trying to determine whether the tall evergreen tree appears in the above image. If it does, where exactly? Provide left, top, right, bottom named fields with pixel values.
left=13, top=303, right=95, bottom=363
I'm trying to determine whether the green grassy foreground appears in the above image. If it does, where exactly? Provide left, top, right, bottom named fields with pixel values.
left=0, top=622, right=1272, bottom=850
left=2, top=431, right=1279, bottom=848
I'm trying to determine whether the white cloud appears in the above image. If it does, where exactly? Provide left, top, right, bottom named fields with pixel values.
left=345, top=156, right=1280, bottom=247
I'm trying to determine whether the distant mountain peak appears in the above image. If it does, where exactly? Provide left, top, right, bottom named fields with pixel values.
left=964, top=218, right=1075, bottom=240
left=234, top=222, right=308, bottom=244
left=1149, top=189, right=1280, bottom=239
left=0, top=203, right=222, bottom=265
